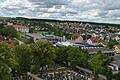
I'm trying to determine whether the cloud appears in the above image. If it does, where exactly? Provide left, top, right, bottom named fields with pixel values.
left=0, top=0, right=120, bottom=24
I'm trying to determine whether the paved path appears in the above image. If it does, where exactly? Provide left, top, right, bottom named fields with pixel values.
left=14, top=38, right=24, bottom=45
left=27, top=72, right=43, bottom=80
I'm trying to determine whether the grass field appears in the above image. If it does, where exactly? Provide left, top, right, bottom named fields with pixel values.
left=37, top=31, right=48, bottom=34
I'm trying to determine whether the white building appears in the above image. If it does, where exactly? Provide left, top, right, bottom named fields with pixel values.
left=13, top=25, right=31, bottom=33
left=55, top=41, right=74, bottom=47
left=7, top=22, right=13, bottom=25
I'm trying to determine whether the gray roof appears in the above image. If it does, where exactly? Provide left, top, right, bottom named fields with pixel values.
left=44, top=35, right=56, bottom=39
left=75, top=43, right=97, bottom=47
left=26, top=33, right=58, bottom=40
left=113, top=56, right=120, bottom=67
left=26, top=33, right=45, bottom=39
left=84, top=48, right=115, bottom=54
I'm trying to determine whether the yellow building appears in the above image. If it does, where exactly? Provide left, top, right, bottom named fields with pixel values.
left=115, top=45, right=120, bottom=54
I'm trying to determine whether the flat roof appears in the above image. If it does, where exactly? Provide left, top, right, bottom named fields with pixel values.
left=56, top=41, right=74, bottom=47
left=26, top=33, right=57, bottom=40
left=68, top=41, right=97, bottom=47
left=113, top=56, right=120, bottom=67
left=26, top=33, right=45, bottom=38
left=84, top=48, right=115, bottom=54
left=75, top=43, right=97, bottom=47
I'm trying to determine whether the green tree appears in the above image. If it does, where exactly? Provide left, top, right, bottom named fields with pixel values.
left=24, top=38, right=34, bottom=44
left=112, top=72, right=120, bottom=80
left=0, top=26, right=18, bottom=38
left=107, top=39, right=118, bottom=49
left=0, top=43, right=16, bottom=80
left=15, top=45, right=32, bottom=76
left=55, top=47, right=89, bottom=67
left=55, top=47, right=70, bottom=66
left=67, top=47, right=89, bottom=67
left=89, top=51, right=111, bottom=79
left=105, top=67, right=112, bottom=80
left=30, top=42, right=56, bottom=72
left=0, top=25, right=5, bottom=29
left=29, top=28, right=34, bottom=33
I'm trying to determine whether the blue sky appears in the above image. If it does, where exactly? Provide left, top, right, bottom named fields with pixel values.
left=0, top=0, right=120, bottom=24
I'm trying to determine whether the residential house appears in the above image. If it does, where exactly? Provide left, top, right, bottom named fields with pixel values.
left=71, top=33, right=84, bottom=43
left=13, top=25, right=31, bottom=33
left=7, top=22, right=13, bottom=26
left=87, top=36, right=104, bottom=46
left=92, top=33, right=98, bottom=37
left=114, top=45, right=120, bottom=54
left=0, top=21, right=7, bottom=25
left=115, top=36, right=120, bottom=41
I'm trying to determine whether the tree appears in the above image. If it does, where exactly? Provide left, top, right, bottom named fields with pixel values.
left=29, top=28, right=34, bottom=33
left=67, top=47, right=89, bottom=67
left=112, top=72, right=120, bottom=80
left=0, top=43, right=16, bottom=80
left=104, top=67, right=112, bottom=80
left=0, top=26, right=18, bottom=38
left=24, top=38, right=34, bottom=44
left=55, top=47, right=70, bottom=66
left=89, top=51, right=111, bottom=79
left=0, top=25, right=5, bottom=29
left=30, top=42, right=56, bottom=72
left=107, top=39, right=118, bottom=49
left=15, top=45, right=32, bottom=75
left=55, top=47, right=89, bottom=67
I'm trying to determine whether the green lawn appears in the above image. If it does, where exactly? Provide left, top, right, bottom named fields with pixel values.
left=17, top=32, right=26, bottom=35
left=35, top=31, right=49, bottom=34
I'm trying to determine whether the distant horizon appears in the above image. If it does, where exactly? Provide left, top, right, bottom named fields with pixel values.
left=1, top=16, right=120, bottom=25
left=0, top=0, right=120, bottom=24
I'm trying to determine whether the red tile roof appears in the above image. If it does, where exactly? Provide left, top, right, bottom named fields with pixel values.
left=115, top=45, right=120, bottom=49
left=90, top=37, right=104, bottom=43
left=13, top=25, right=31, bottom=29
left=0, top=36, right=15, bottom=48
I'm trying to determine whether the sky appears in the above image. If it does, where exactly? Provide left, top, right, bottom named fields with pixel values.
left=0, top=0, right=120, bottom=24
